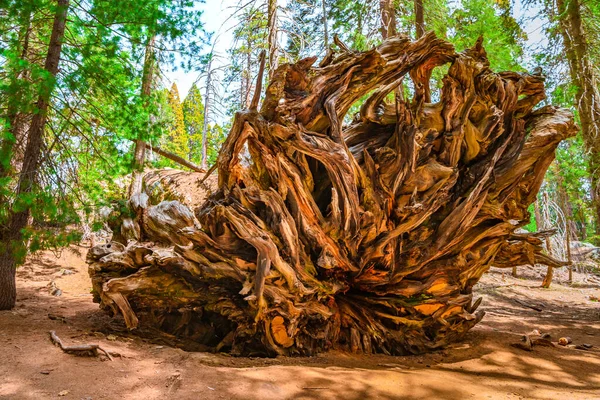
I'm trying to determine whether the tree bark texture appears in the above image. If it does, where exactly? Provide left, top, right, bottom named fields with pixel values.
left=379, top=0, right=397, bottom=39
left=267, top=0, right=278, bottom=80
left=129, top=35, right=156, bottom=198
left=0, top=0, right=69, bottom=310
left=88, top=34, right=576, bottom=355
left=415, top=0, right=425, bottom=39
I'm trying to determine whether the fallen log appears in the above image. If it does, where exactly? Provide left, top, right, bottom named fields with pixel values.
left=145, top=143, right=205, bottom=173
left=49, top=330, right=113, bottom=361
left=88, top=33, right=576, bottom=356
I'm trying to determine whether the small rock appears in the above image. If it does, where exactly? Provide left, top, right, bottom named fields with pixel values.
left=58, top=390, right=69, bottom=396
left=106, top=334, right=117, bottom=341
left=48, top=281, right=62, bottom=297
left=59, top=269, right=76, bottom=276
left=558, top=337, right=572, bottom=346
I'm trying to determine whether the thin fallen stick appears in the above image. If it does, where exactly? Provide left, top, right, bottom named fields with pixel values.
left=49, top=330, right=113, bottom=361
left=513, top=298, right=544, bottom=312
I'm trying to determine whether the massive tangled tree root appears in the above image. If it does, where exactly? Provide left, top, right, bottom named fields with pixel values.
left=88, top=33, right=576, bottom=356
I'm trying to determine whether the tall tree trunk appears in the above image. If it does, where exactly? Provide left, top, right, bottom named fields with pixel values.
left=244, top=35, right=252, bottom=109
left=129, top=35, right=156, bottom=197
left=415, top=0, right=424, bottom=39
left=267, top=0, right=278, bottom=79
left=0, top=0, right=69, bottom=311
left=556, top=0, right=600, bottom=242
left=201, top=56, right=213, bottom=169
left=0, top=5, right=33, bottom=179
left=322, top=0, right=329, bottom=48
left=379, top=0, right=396, bottom=39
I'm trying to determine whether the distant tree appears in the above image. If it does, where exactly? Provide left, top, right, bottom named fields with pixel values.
left=182, top=83, right=205, bottom=164
left=163, top=83, right=189, bottom=160
left=225, top=7, right=268, bottom=112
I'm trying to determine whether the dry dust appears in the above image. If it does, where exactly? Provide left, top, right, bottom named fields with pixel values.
left=1, top=246, right=600, bottom=400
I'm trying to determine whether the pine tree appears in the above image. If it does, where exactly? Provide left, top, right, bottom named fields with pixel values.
left=183, top=83, right=205, bottom=164
left=164, top=83, right=189, bottom=160
left=0, top=0, right=70, bottom=310
left=0, top=0, right=205, bottom=309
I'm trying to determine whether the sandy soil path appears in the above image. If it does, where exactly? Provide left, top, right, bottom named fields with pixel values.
left=1, top=246, right=599, bottom=399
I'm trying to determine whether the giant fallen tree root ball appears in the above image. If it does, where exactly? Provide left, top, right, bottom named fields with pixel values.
left=88, top=34, right=575, bottom=356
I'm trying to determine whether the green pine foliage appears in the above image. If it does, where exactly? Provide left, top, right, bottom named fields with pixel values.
left=183, top=83, right=205, bottom=164
left=164, top=83, right=189, bottom=160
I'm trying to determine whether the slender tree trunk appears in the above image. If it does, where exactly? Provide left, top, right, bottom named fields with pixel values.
left=0, top=0, right=69, bottom=310
left=379, top=0, right=396, bottom=39
left=541, top=237, right=554, bottom=288
left=201, top=57, right=213, bottom=169
left=144, top=143, right=204, bottom=173
left=556, top=0, right=600, bottom=242
left=322, top=0, right=329, bottom=48
left=566, top=221, right=573, bottom=282
left=129, top=35, right=156, bottom=197
left=244, top=35, right=252, bottom=109
left=267, top=0, right=278, bottom=79
left=1, top=6, right=33, bottom=178
left=538, top=195, right=554, bottom=288
left=555, top=166, right=574, bottom=282
left=534, top=199, right=554, bottom=287
left=415, top=0, right=424, bottom=39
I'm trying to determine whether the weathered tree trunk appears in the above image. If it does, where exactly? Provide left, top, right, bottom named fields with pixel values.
left=129, top=35, right=156, bottom=198
left=267, top=0, right=278, bottom=79
left=201, top=56, right=213, bottom=170
left=379, top=0, right=396, bottom=39
left=88, top=34, right=576, bottom=355
left=322, top=0, right=329, bottom=48
left=556, top=0, right=600, bottom=241
left=415, top=0, right=424, bottom=39
left=0, top=0, right=69, bottom=310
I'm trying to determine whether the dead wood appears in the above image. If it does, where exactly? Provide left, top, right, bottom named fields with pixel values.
left=87, top=34, right=576, bottom=356
left=145, top=144, right=205, bottom=173
left=49, top=330, right=113, bottom=361
left=513, top=299, right=544, bottom=312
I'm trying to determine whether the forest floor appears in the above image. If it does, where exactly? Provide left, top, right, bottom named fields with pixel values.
left=1, top=245, right=600, bottom=400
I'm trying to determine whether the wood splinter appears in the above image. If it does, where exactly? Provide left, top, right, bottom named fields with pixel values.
left=49, top=330, right=114, bottom=361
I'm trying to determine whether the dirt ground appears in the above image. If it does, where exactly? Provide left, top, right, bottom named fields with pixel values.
left=1, top=246, right=600, bottom=400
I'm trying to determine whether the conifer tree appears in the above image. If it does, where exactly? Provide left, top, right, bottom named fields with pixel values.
left=183, top=83, right=205, bottom=164
left=164, top=83, right=188, bottom=160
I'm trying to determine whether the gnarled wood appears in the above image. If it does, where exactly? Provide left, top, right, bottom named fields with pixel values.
left=88, top=34, right=576, bottom=356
